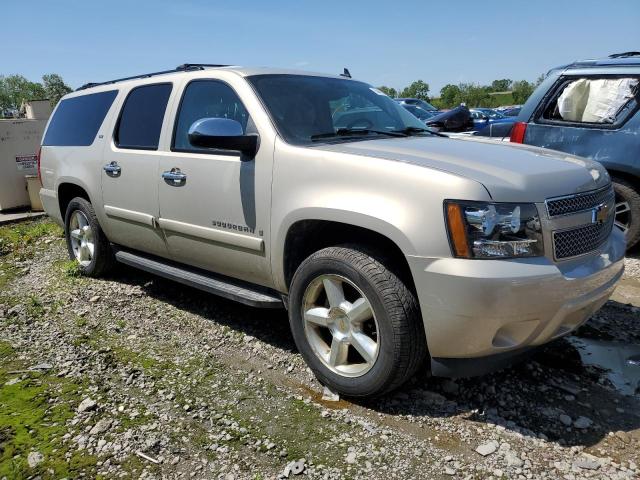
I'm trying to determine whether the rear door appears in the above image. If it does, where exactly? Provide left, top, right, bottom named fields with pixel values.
left=100, top=83, right=174, bottom=257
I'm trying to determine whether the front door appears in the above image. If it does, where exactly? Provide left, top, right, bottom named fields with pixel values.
left=157, top=79, right=273, bottom=286
left=101, top=83, right=174, bottom=257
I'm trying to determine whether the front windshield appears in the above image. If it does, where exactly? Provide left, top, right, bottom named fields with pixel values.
left=414, top=100, right=437, bottom=111
left=481, top=109, right=504, bottom=119
left=248, top=74, right=427, bottom=145
left=404, top=105, right=437, bottom=121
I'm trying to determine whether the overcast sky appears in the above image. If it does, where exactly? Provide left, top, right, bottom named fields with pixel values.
left=6, top=0, right=640, bottom=94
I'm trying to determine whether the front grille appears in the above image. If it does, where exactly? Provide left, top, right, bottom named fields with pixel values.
left=546, top=186, right=614, bottom=217
left=553, top=214, right=614, bottom=259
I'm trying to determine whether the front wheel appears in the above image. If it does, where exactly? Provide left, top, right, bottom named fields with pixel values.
left=288, top=246, right=426, bottom=398
left=64, top=197, right=115, bottom=277
left=612, top=177, right=640, bottom=250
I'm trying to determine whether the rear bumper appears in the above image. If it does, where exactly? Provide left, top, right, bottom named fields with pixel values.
left=407, top=227, right=626, bottom=375
left=39, top=188, right=63, bottom=226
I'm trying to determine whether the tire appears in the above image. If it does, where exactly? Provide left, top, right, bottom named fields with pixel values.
left=612, top=177, right=640, bottom=250
left=288, top=245, right=426, bottom=398
left=64, top=197, right=116, bottom=277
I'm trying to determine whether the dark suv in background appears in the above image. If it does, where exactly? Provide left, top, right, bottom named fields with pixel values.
left=510, top=52, right=640, bottom=249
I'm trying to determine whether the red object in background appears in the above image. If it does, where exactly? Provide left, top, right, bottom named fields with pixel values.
left=510, top=122, right=528, bottom=143
left=36, top=146, right=42, bottom=184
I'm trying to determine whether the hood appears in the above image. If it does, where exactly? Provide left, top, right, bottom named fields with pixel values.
left=313, top=136, right=610, bottom=203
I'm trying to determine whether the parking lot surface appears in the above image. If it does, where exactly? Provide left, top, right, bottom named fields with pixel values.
left=1, top=218, right=639, bottom=479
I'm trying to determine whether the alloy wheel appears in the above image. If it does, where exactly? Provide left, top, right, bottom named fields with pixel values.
left=614, top=195, right=632, bottom=235
left=69, top=210, right=94, bottom=267
left=302, top=274, right=379, bottom=377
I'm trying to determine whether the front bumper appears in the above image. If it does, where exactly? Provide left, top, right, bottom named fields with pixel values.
left=407, top=227, right=626, bottom=377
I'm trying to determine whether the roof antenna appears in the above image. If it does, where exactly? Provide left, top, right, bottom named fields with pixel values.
left=340, top=68, right=351, bottom=78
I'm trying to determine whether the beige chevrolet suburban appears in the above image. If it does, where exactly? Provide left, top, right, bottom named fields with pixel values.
left=38, top=64, right=625, bottom=397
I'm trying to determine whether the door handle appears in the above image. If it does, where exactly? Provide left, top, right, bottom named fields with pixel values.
left=103, top=161, right=121, bottom=177
left=162, top=168, right=187, bottom=185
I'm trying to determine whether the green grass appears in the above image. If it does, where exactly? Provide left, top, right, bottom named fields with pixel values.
left=487, top=91, right=515, bottom=107
left=0, top=219, right=62, bottom=257
left=0, top=218, right=63, bottom=290
left=0, top=262, right=16, bottom=292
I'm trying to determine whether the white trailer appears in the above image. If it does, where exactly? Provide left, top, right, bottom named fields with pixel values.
left=0, top=100, right=52, bottom=210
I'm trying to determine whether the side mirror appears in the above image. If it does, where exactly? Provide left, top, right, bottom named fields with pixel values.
left=188, top=118, right=259, bottom=157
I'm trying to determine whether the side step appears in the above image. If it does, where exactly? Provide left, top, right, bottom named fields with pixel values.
left=114, top=249, right=284, bottom=309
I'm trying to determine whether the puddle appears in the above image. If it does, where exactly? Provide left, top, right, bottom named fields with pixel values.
left=568, top=337, right=640, bottom=396
left=610, top=276, right=640, bottom=307
left=299, top=384, right=353, bottom=410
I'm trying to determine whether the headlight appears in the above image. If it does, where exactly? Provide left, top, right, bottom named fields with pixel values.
left=444, top=200, right=543, bottom=258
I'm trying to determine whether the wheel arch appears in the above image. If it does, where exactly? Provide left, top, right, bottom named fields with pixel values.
left=607, top=168, right=640, bottom=190
left=277, top=213, right=417, bottom=296
left=57, top=181, right=92, bottom=220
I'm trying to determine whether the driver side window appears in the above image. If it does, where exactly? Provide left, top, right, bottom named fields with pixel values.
left=172, top=80, right=250, bottom=152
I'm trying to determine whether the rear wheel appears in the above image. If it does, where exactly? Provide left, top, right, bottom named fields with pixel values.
left=64, top=197, right=115, bottom=277
left=612, top=177, right=640, bottom=249
left=288, top=246, right=426, bottom=397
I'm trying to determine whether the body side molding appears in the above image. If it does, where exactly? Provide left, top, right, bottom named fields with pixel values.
left=104, top=205, right=155, bottom=226
left=157, top=217, right=264, bottom=251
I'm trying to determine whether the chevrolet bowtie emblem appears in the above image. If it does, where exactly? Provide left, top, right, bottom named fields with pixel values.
left=592, top=202, right=611, bottom=224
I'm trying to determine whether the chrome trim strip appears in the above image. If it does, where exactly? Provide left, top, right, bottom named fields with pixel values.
left=545, top=185, right=614, bottom=219
left=157, top=218, right=264, bottom=252
left=104, top=205, right=155, bottom=226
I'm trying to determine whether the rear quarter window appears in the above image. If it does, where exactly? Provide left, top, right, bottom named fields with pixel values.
left=538, top=76, right=639, bottom=128
left=43, top=90, right=118, bottom=146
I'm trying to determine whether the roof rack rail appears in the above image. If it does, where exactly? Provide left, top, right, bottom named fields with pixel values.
left=76, top=63, right=230, bottom=91
left=175, top=63, right=229, bottom=70
left=608, top=51, right=640, bottom=59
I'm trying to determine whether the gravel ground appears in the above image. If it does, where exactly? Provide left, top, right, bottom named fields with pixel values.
left=0, top=219, right=639, bottom=479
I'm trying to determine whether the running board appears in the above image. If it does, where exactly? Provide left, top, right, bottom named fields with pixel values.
left=114, top=249, right=283, bottom=309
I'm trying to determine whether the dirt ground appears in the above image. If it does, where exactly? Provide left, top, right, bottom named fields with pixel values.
left=0, top=218, right=639, bottom=479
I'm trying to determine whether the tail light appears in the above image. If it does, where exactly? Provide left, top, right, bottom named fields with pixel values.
left=36, top=146, right=42, bottom=184
left=510, top=122, right=527, bottom=144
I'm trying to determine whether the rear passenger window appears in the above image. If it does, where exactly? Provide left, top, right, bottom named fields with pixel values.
left=541, top=77, right=639, bottom=126
left=115, top=83, right=172, bottom=150
left=43, top=90, right=118, bottom=146
left=172, top=80, right=249, bottom=152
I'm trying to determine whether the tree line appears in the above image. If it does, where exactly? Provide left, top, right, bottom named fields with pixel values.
left=1, top=72, right=543, bottom=114
left=379, top=76, right=545, bottom=109
left=0, top=74, right=72, bottom=112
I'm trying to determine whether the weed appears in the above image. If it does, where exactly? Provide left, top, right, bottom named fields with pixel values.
left=60, top=260, right=81, bottom=278
left=26, top=295, right=45, bottom=318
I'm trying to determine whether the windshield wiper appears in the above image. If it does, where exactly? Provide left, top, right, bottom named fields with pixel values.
left=310, top=128, right=407, bottom=141
left=392, top=126, right=447, bottom=137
